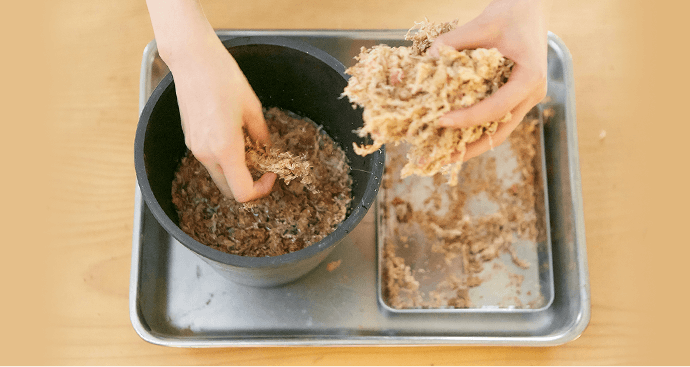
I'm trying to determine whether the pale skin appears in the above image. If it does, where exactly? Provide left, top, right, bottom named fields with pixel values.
left=430, top=0, right=549, bottom=161
left=146, top=0, right=276, bottom=203
left=145, top=0, right=546, bottom=201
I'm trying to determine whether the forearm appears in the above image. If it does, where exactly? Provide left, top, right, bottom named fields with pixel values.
left=145, top=0, right=219, bottom=70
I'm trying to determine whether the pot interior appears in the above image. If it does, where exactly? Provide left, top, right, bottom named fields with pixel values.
left=142, top=41, right=378, bottom=243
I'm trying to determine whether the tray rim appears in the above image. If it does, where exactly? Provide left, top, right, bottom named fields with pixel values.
left=129, top=29, right=590, bottom=347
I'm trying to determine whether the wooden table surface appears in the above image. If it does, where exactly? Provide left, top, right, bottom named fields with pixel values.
left=2, top=0, right=689, bottom=364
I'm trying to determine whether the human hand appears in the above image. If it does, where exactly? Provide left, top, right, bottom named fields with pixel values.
left=169, top=36, right=277, bottom=202
left=429, top=0, right=548, bottom=161
left=146, top=0, right=276, bottom=202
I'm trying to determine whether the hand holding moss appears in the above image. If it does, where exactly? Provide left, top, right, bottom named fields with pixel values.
left=430, top=0, right=548, bottom=161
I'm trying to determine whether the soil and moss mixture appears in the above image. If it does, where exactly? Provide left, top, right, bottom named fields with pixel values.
left=171, top=107, right=352, bottom=257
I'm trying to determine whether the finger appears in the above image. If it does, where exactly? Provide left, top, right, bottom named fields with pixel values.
left=438, top=65, right=537, bottom=129
left=428, top=18, right=497, bottom=57
left=254, top=172, right=278, bottom=196
left=204, top=162, right=235, bottom=199
left=242, top=94, right=272, bottom=147
left=218, top=159, right=261, bottom=203
left=216, top=128, right=276, bottom=203
left=462, top=115, right=521, bottom=161
left=214, top=156, right=276, bottom=202
left=455, top=97, right=535, bottom=162
left=224, top=169, right=276, bottom=203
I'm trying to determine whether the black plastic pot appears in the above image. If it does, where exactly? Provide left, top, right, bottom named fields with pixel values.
left=134, top=36, right=384, bottom=287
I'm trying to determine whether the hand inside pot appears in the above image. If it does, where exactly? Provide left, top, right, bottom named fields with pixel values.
left=146, top=0, right=276, bottom=202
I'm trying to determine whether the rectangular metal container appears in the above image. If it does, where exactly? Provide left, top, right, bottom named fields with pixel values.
left=130, top=30, right=590, bottom=346
left=377, top=106, right=554, bottom=314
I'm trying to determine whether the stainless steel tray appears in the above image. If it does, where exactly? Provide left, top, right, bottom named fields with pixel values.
left=130, top=30, right=590, bottom=346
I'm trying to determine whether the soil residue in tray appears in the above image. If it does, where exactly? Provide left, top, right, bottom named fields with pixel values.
left=172, top=107, right=352, bottom=257
left=381, top=114, right=545, bottom=309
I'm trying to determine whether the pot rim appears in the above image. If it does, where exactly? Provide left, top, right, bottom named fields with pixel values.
left=134, top=35, right=384, bottom=269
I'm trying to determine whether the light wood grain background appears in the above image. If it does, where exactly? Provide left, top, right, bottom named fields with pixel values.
left=1, top=0, right=688, bottom=364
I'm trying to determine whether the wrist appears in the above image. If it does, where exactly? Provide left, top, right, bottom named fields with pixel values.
left=158, top=28, right=223, bottom=71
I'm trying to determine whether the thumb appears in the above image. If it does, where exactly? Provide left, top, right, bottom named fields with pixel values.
left=428, top=17, right=498, bottom=57
left=242, top=92, right=272, bottom=148
left=215, top=121, right=276, bottom=203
